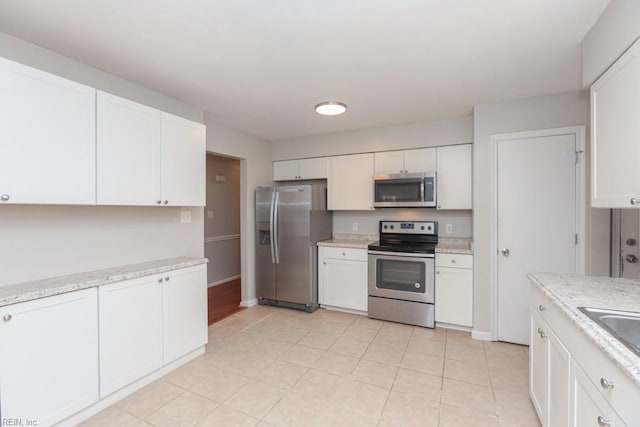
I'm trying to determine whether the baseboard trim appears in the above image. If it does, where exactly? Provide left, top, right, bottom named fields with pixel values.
left=208, top=274, right=241, bottom=287
left=57, top=346, right=205, bottom=426
left=435, top=322, right=472, bottom=333
left=471, top=330, right=493, bottom=341
left=321, top=305, right=367, bottom=317
left=241, top=298, right=258, bottom=307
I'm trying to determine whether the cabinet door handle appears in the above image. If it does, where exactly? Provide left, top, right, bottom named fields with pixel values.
left=156, top=200, right=162, bottom=205
left=163, top=200, right=169, bottom=205
left=451, top=258, right=456, bottom=263
left=342, top=252, right=346, bottom=256
left=597, top=416, right=611, bottom=427
left=0, top=194, right=9, bottom=202
left=600, top=377, right=615, bottom=390
left=436, top=270, right=440, bottom=275
left=538, top=305, right=546, bottom=312
left=3, top=314, right=11, bottom=321
left=631, top=198, right=639, bottom=206
left=158, top=278, right=164, bottom=283
left=537, top=327, right=546, bottom=339
left=164, top=277, right=170, bottom=282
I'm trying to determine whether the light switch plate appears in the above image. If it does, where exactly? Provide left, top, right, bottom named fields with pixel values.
left=352, top=222, right=359, bottom=231
left=445, top=224, right=453, bottom=234
left=207, top=210, right=214, bottom=219
left=181, top=210, right=192, bottom=224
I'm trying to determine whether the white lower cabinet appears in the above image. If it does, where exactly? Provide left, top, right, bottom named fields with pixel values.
left=318, top=246, right=368, bottom=312
left=0, top=288, right=99, bottom=426
left=435, top=253, right=473, bottom=327
left=529, top=283, right=638, bottom=427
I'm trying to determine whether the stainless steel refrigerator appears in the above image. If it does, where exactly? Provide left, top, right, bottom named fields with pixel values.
left=255, top=183, right=332, bottom=312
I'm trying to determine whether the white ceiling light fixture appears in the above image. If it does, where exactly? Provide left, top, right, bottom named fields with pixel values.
left=315, top=101, right=347, bottom=116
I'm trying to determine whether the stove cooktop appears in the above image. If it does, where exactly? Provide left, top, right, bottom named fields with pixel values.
left=369, top=220, right=438, bottom=254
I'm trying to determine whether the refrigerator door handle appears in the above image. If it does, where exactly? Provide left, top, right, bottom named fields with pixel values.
left=269, top=190, right=276, bottom=264
left=273, top=191, right=280, bottom=264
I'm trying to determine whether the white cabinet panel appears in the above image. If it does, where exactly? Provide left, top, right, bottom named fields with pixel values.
left=435, top=264, right=473, bottom=327
left=0, top=288, right=98, bottom=426
left=529, top=310, right=548, bottom=424
left=163, top=265, right=208, bottom=363
left=273, top=158, right=329, bottom=181
left=329, top=153, right=374, bottom=210
left=273, top=160, right=300, bottom=181
left=318, top=247, right=368, bottom=312
left=97, top=91, right=162, bottom=205
left=98, top=276, right=163, bottom=397
left=591, top=39, right=640, bottom=208
left=374, top=151, right=405, bottom=174
left=436, top=144, right=472, bottom=210
left=0, top=57, right=96, bottom=205
left=548, top=329, right=570, bottom=427
left=404, top=148, right=436, bottom=173
left=161, top=113, right=206, bottom=206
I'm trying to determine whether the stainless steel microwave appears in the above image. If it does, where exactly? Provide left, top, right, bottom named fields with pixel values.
left=373, top=172, right=436, bottom=208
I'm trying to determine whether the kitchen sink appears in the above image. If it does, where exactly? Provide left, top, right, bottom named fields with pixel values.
left=578, top=307, right=640, bottom=357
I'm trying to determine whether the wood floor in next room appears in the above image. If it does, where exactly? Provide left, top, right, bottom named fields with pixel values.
left=82, top=306, right=540, bottom=427
left=207, top=278, right=244, bottom=325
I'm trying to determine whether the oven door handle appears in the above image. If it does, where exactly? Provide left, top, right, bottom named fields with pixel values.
left=368, top=250, right=435, bottom=259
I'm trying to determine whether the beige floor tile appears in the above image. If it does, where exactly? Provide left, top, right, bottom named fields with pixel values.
left=243, top=319, right=283, bottom=336
left=406, top=336, right=446, bottom=357
left=375, top=327, right=412, bottom=347
left=486, top=348, right=528, bottom=372
left=446, top=329, right=484, bottom=348
left=352, top=316, right=385, bottom=331
left=79, top=406, right=143, bottom=427
left=441, top=378, right=496, bottom=414
left=163, top=361, right=217, bottom=389
left=484, top=340, right=528, bottom=357
left=258, top=359, right=309, bottom=389
left=291, top=369, right=341, bottom=400
left=264, top=392, right=329, bottom=427
left=380, top=390, right=439, bottom=427
left=318, top=404, right=379, bottom=427
left=273, top=325, right=310, bottom=343
left=350, top=359, right=398, bottom=389
left=279, top=343, right=325, bottom=367
left=443, top=358, right=491, bottom=387
left=439, top=403, right=500, bottom=427
left=392, top=368, right=442, bottom=403
left=327, top=377, right=390, bottom=418
left=490, top=365, right=530, bottom=393
left=445, top=342, right=487, bottom=364
left=379, top=322, right=414, bottom=338
left=341, top=325, right=378, bottom=343
left=401, top=351, right=444, bottom=376
left=145, top=391, right=217, bottom=427
left=247, top=335, right=294, bottom=358
left=297, top=330, right=340, bottom=350
left=313, top=350, right=359, bottom=376
left=363, top=342, right=405, bottom=366
left=222, top=351, right=276, bottom=377
left=329, top=336, right=370, bottom=358
left=189, top=366, right=251, bottom=403
left=195, top=405, right=259, bottom=427
left=324, top=310, right=360, bottom=325
left=208, top=325, right=242, bottom=340
left=313, top=320, right=350, bottom=335
left=199, top=346, right=247, bottom=368
left=117, top=381, right=184, bottom=419
left=494, top=387, right=539, bottom=424
left=224, top=380, right=286, bottom=419
left=223, top=332, right=263, bottom=352
left=411, top=326, right=446, bottom=342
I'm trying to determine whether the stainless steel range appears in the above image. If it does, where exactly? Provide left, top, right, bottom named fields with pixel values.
left=368, top=220, right=437, bottom=328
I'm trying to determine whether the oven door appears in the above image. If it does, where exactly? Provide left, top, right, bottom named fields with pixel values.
left=368, top=251, right=435, bottom=303
left=373, top=173, right=425, bottom=207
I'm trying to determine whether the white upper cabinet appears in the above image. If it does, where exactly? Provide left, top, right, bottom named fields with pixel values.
left=161, top=113, right=206, bottom=206
left=273, top=157, right=329, bottom=181
left=0, top=57, right=96, bottom=205
left=374, top=148, right=436, bottom=174
left=328, top=153, right=375, bottom=210
left=97, top=93, right=205, bottom=207
left=436, top=144, right=472, bottom=210
left=97, top=92, right=162, bottom=205
left=591, top=39, right=640, bottom=208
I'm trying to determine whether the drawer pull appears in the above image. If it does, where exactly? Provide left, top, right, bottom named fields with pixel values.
left=600, top=377, right=615, bottom=390
left=538, top=305, right=546, bottom=312
left=597, top=415, right=611, bottom=427
left=451, top=258, right=456, bottom=263
left=3, top=314, right=11, bottom=322
left=158, top=278, right=164, bottom=283
left=342, top=252, right=346, bottom=256
left=537, top=327, right=546, bottom=339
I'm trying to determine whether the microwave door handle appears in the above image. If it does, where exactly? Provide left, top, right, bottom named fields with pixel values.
left=420, top=179, right=425, bottom=205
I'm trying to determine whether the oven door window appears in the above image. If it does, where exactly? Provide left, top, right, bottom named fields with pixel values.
left=375, top=258, right=425, bottom=294
left=375, top=179, right=422, bottom=203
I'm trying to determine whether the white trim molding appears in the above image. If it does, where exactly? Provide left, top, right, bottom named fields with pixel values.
left=241, top=298, right=258, bottom=307
left=204, top=234, right=241, bottom=243
left=472, top=330, right=493, bottom=341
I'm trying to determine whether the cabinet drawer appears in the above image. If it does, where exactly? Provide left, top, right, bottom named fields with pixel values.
left=435, top=253, right=472, bottom=269
left=322, top=246, right=367, bottom=261
left=530, top=283, right=555, bottom=320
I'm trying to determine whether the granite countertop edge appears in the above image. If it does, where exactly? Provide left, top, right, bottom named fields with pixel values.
left=0, top=257, right=208, bottom=307
left=317, top=239, right=376, bottom=249
left=528, top=272, right=640, bottom=387
left=436, top=238, right=473, bottom=254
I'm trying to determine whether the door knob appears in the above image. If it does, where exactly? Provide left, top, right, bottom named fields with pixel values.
left=625, top=254, right=638, bottom=263
left=501, top=248, right=510, bottom=257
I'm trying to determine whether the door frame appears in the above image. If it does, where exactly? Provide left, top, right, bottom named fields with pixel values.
left=489, top=126, right=586, bottom=341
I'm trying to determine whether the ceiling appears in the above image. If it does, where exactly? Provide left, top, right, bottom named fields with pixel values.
left=0, top=0, right=609, bottom=141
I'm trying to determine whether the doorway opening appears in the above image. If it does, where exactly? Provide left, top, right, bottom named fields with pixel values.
left=611, top=210, right=640, bottom=279
left=204, top=153, right=243, bottom=324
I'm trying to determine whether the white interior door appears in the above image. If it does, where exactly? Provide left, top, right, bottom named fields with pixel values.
left=497, top=131, right=581, bottom=345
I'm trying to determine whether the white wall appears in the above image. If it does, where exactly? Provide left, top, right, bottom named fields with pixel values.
left=0, top=33, right=205, bottom=287
left=272, top=116, right=474, bottom=238
left=472, top=90, right=610, bottom=338
left=204, top=118, right=273, bottom=305
left=582, top=0, right=640, bottom=87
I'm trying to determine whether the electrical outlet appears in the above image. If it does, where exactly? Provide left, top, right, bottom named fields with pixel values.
left=352, top=222, right=359, bottom=231
left=207, top=210, right=214, bottom=219
left=180, top=210, right=192, bottom=224
left=445, top=224, right=453, bottom=234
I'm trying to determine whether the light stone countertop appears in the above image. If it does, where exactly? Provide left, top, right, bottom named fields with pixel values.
left=528, top=272, right=640, bottom=386
left=0, top=256, right=208, bottom=307
left=436, top=237, right=473, bottom=254
left=317, top=234, right=378, bottom=249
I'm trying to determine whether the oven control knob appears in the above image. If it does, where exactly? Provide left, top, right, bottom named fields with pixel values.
left=383, top=225, right=388, bottom=230
left=390, top=225, right=394, bottom=230
left=414, top=283, right=421, bottom=289
left=421, top=226, right=425, bottom=230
